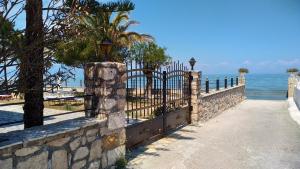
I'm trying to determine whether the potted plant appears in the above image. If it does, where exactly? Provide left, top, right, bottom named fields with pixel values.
left=287, top=68, right=299, bottom=77
left=238, top=68, right=249, bottom=74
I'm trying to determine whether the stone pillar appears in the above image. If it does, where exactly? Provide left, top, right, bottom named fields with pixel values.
left=84, top=62, right=126, bottom=120
left=239, top=73, right=246, bottom=85
left=288, top=74, right=297, bottom=98
left=190, top=71, right=201, bottom=124
left=84, top=62, right=127, bottom=168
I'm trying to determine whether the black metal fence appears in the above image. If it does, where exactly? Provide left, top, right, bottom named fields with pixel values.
left=202, top=76, right=239, bottom=94
left=125, top=61, right=191, bottom=123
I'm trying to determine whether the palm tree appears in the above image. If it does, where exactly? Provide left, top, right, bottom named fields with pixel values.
left=55, top=10, right=152, bottom=66
left=78, top=10, right=153, bottom=62
left=21, top=0, right=44, bottom=128
left=129, top=42, right=171, bottom=96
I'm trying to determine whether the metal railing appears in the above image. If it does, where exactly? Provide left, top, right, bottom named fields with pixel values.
left=125, top=61, right=190, bottom=122
left=202, top=76, right=239, bottom=94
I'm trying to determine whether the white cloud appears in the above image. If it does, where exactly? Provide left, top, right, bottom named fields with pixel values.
left=243, top=60, right=251, bottom=65
left=257, top=61, right=272, bottom=66
left=217, top=62, right=229, bottom=66
left=276, top=59, right=300, bottom=66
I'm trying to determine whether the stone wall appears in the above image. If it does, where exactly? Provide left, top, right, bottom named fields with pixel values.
left=0, top=62, right=127, bottom=169
left=191, top=72, right=245, bottom=124
left=293, top=78, right=300, bottom=109
left=188, top=71, right=245, bottom=123
left=0, top=118, right=125, bottom=169
left=197, top=85, right=245, bottom=122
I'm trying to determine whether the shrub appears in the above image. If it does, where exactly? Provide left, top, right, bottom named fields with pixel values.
left=287, top=68, right=299, bottom=73
left=115, top=156, right=127, bottom=169
left=153, top=106, right=175, bottom=117
left=64, top=104, right=73, bottom=111
left=238, top=68, right=249, bottom=73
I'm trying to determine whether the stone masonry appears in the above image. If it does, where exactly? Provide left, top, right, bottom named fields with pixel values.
left=239, top=73, right=246, bottom=85
left=197, top=85, right=245, bottom=122
left=0, top=62, right=127, bottom=169
left=84, top=62, right=126, bottom=121
left=189, top=71, right=245, bottom=123
left=288, top=74, right=298, bottom=98
left=0, top=119, right=126, bottom=169
left=190, top=71, right=201, bottom=124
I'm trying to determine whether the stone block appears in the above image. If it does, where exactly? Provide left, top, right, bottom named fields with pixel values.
left=98, top=68, right=117, bottom=81
left=16, top=151, right=48, bottom=169
left=88, top=160, right=101, bottom=169
left=70, top=138, right=81, bottom=151
left=86, top=129, right=98, bottom=137
left=73, top=129, right=85, bottom=138
left=101, top=154, right=108, bottom=169
left=52, top=150, right=68, bottom=169
left=87, top=136, right=97, bottom=143
left=89, top=139, right=102, bottom=161
left=107, top=145, right=125, bottom=167
left=102, top=99, right=117, bottom=111
left=84, top=65, right=95, bottom=80
left=74, top=147, right=89, bottom=161
left=102, top=130, right=124, bottom=151
left=116, top=99, right=126, bottom=111
left=118, top=129, right=126, bottom=145
left=0, top=152, right=11, bottom=158
left=116, top=63, right=126, bottom=74
left=72, top=160, right=86, bottom=169
left=48, top=137, right=70, bottom=147
left=94, top=87, right=113, bottom=97
left=107, top=112, right=125, bottom=130
left=0, top=158, right=12, bottom=169
left=15, top=146, right=40, bottom=156
left=120, top=74, right=127, bottom=83
left=116, top=89, right=126, bottom=97
left=81, top=136, right=87, bottom=145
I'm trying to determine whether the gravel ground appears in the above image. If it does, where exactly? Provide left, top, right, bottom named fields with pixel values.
left=127, top=100, right=300, bottom=169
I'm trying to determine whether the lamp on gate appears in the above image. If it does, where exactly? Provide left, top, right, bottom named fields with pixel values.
left=100, top=38, right=113, bottom=61
left=189, top=57, right=196, bottom=70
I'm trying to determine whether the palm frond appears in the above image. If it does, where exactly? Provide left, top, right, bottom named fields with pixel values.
left=99, top=0, right=135, bottom=12
left=112, top=11, right=129, bottom=28
left=118, top=20, right=139, bottom=32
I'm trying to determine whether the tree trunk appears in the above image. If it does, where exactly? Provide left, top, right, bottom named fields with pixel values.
left=143, top=70, right=153, bottom=98
left=21, top=0, right=44, bottom=128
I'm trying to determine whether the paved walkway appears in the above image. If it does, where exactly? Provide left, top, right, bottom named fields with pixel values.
left=127, top=100, right=300, bottom=169
left=0, top=105, right=84, bottom=133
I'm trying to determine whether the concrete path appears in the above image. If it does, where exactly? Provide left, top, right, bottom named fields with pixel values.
left=0, top=105, right=84, bottom=133
left=127, top=100, right=300, bottom=169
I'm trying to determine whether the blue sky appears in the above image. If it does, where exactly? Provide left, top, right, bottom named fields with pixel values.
left=14, top=0, right=300, bottom=74
left=129, top=0, right=300, bottom=74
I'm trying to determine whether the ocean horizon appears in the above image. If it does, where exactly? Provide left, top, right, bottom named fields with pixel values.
left=65, top=72, right=289, bottom=100
left=203, top=74, right=289, bottom=100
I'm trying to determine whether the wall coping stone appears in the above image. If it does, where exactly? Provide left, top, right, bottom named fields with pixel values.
left=200, top=85, right=245, bottom=98
left=0, top=118, right=105, bottom=154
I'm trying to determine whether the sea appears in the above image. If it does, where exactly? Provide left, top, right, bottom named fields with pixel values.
left=66, top=72, right=289, bottom=100
left=202, top=74, right=289, bottom=100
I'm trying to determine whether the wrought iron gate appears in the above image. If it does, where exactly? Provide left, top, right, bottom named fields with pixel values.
left=125, top=61, right=192, bottom=148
